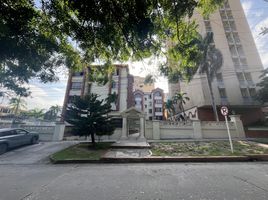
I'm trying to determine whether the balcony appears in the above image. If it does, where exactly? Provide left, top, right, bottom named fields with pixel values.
left=154, top=96, right=162, bottom=100
left=154, top=103, right=162, bottom=108
left=69, top=90, right=81, bottom=96
left=154, top=112, right=163, bottom=116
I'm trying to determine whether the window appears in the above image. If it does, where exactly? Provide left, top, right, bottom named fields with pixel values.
left=155, top=108, right=162, bottom=112
left=73, top=72, right=84, bottom=76
left=149, top=102, right=152, bottom=106
left=232, top=33, right=240, bottom=43
left=229, top=45, right=238, bottom=57
left=149, top=117, right=152, bottom=120
left=145, top=104, right=147, bottom=108
left=154, top=92, right=162, bottom=97
left=218, top=88, right=227, bottom=98
left=232, top=58, right=240, bottom=66
left=16, top=129, right=28, bottom=135
left=71, top=82, right=82, bottom=90
left=204, top=21, right=212, bottom=32
left=145, top=97, right=147, bottom=101
left=244, top=73, right=253, bottom=82
left=149, top=109, right=152, bottom=114
left=216, top=73, right=223, bottom=82
left=236, top=73, right=244, bottom=82
left=249, top=88, right=256, bottom=97
left=240, top=58, right=248, bottom=67
left=111, top=82, right=117, bottom=89
left=226, top=33, right=234, bottom=43
left=155, top=100, right=162, bottom=104
left=149, top=95, right=152, bottom=99
left=240, top=88, right=249, bottom=98
left=226, top=10, right=233, bottom=19
left=237, top=45, right=245, bottom=57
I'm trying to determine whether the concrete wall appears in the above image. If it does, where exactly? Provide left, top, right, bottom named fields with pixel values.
left=146, top=115, right=245, bottom=140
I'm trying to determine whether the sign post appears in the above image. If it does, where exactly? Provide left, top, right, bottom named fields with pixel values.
left=221, top=106, right=234, bottom=153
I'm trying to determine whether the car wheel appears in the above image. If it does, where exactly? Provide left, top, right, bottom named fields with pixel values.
left=31, top=137, right=39, bottom=145
left=0, top=144, right=8, bottom=155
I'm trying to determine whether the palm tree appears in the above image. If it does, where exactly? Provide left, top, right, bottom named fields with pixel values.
left=9, top=96, right=27, bottom=116
left=44, top=105, right=62, bottom=120
left=165, top=99, right=175, bottom=118
left=198, top=32, right=223, bottom=121
left=27, top=108, right=46, bottom=119
left=172, top=92, right=190, bottom=116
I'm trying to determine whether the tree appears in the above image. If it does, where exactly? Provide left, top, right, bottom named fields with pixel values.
left=65, top=94, right=115, bottom=146
left=44, top=105, right=62, bottom=121
left=1, top=0, right=224, bottom=95
left=25, top=108, right=46, bottom=119
left=144, top=74, right=156, bottom=85
left=198, top=32, right=223, bottom=121
left=256, top=69, right=268, bottom=104
left=172, top=92, right=190, bottom=116
left=9, top=97, right=27, bottom=116
left=165, top=99, right=175, bottom=118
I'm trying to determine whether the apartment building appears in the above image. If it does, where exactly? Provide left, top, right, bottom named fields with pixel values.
left=133, top=88, right=164, bottom=120
left=133, top=76, right=155, bottom=92
left=169, top=0, right=264, bottom=125
left=62, top=64, right=134, bottom=120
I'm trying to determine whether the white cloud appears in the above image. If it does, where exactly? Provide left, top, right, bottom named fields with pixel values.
left=242, top=1, right=253, bottom=17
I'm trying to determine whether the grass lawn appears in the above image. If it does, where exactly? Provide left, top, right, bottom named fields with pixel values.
left=151, top=141, right=268, bottom=156
left=251, top=138, right=268, bottom=145
left=51, top=142, right=112, bottom=161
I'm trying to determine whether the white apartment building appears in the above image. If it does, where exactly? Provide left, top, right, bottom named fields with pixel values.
left=133, top=88, right=164, bottom=120
left=170, top=0, right=264, bottom=125
left=62, top=65, right=134, bottom=120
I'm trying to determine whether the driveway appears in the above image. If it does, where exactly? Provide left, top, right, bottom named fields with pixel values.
left=0, top=141, right=77, bottom=165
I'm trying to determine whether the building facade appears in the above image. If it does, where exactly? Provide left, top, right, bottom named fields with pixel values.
left=62, top=64, right=134, bottom=120
left=133, top=88, right=164, bottom=120
left=133, top=76, right=155, bottom=92
left=170, top=0, right=264, bottom=125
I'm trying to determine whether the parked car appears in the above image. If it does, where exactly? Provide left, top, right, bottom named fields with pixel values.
left=0, top=128, right=39, bottom=155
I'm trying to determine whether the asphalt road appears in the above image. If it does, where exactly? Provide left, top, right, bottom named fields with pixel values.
left=0, top=163, right=267, bottom=200
left=0, top=141, right=77, bottom=164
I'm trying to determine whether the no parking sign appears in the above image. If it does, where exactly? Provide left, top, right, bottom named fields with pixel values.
left=221, top=106, right=233, bottom=153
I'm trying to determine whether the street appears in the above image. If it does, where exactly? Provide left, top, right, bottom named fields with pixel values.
left=0, top=163, right=267, bottom=200
left=0, top=141, right=77, bottom=165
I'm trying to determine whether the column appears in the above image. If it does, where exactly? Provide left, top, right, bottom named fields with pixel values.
left=193, top=120, right=202, bottom=139
left=139, top=117, right=145, bottom=139
left=152, top=120, right=160, bottom=140
left=230, top=115, right=245, bottom=138
left=121, top=116, right=128, bottom=139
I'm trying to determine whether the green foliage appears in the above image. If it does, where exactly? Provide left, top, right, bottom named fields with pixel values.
left=9, top=97, right=27, bottom=115
left=1, top=0, right=224, bottom=95
left=256, top=69, right=268, bottom=104
left=65, top=94, right=115, bottom=144
left=23, top=108, right=46, bottom=119
left=198, top=32, right=223, bottom=121
left=164, top=99, right=175, bottom=117
left=144, top=74, right=155, bottom=85
left=172, top=92, right=190, bottom=115
left=44, top=105, right=62, bottom=121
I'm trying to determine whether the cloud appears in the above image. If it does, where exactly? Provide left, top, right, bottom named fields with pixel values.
left=242, top=1, right=253, bottom=17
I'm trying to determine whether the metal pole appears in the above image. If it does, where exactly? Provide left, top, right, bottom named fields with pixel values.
left=225, top=115, right=234, bottom=153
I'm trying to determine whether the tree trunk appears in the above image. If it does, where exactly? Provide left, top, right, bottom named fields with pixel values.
left=90, top=132, right=96, bottom=148
left=207, top=74, right=219, bottom=121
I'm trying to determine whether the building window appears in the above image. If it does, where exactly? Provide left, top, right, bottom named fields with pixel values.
left=149, top=117, right=152, bottom=120
left=216, top=73, right=223, bottom=82
left=111, top=82, right=117, bottom=89
left=155, top=100, right=162, bottom=104
left=145, top=97, right=147, bottom=101
left=71, top=82, right=82, bottom=90
left=149, top=109, right=152, bottom=114
left=154, top=92, right=162, bottom=97
left=218, top=88, right=227, bottom=98
left=149, top=102, right=152, bottom=106
left=240, top=88, right=249, bottom=98
left=73, top=72, right=84, bottom=76
left=155, top=108, right=162, bottom=112
left=149, top=95, right=152, bottom=99
left=249, top=88, right=256, bottom=97
left=244, top=73, right=253, bottom=82
left=145, top=104, right=147, bottom=108
left=236, top=72, right=244, bottom=81
left=204, top=21, right=212, bottom=32
left=237, top=45, right=245, bottom=57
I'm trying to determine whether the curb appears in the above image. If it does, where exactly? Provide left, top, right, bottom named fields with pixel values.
left=50, top=154, right=268, bottom=164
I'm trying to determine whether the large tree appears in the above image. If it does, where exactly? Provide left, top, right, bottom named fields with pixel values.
left=198, top=32, right=223, bottom=121
left=65, top=94, right=115, bottom=146
left=0, top=0, right=224, bottom=95
left=9, top=96, right=27, bottom=116
left=172, top=92, right=190, bottom=116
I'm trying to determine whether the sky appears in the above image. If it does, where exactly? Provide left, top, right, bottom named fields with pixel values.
left=3, top=0, right=268, bottom=110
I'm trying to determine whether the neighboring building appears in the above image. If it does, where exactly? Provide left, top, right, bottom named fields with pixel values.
left=0, top=105, right=12, bottom=117
left=169, top=0, right=264, bottom=125
left=62, top=64, right=134, bottom=120
left=133, top=76, right=155, bottom=92
left=133, top=88, right=164, bottom=120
